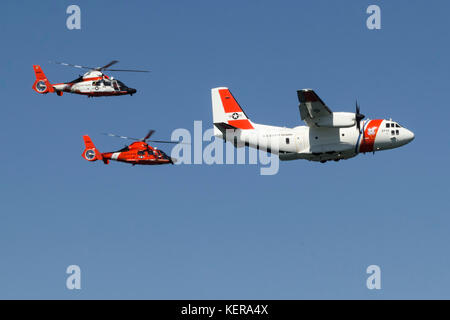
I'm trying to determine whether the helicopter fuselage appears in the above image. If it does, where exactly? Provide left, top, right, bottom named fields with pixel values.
left=32, top=67, right=137, bottom=97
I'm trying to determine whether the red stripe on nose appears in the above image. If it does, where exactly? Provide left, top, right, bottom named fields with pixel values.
left=359, top=119, right=383, bottom=153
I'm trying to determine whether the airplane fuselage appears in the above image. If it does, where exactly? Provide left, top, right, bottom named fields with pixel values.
left=219, top=119, right=414, bottom=163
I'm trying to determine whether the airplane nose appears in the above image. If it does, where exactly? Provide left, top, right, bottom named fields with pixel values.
left=128, top=88, right=137, bottom=95
left=405, top=129, right=415, bottom=143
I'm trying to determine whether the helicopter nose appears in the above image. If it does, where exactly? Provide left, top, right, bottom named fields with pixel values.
left=128, top=88, right=137, bottom=95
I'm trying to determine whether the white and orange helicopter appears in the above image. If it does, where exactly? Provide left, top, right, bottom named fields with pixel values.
left=32, top=61, right=149, bottom=97
left=211, top=87, right=414, bottom=163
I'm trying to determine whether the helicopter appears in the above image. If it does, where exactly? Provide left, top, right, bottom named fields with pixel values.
left=32, top=60, right=149, bottom=97
left=82, top=130, right=182, bottom=166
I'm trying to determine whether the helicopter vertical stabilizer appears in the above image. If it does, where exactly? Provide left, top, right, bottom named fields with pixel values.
left=82, top=135, right=103, bottom=162
left=32, top=65, right=55, bottom=94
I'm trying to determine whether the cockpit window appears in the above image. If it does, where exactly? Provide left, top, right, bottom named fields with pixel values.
left=117, top=80, right=128, bottom=90
left=160, top=150, right=170, bottom=159
left=396, top=124, right=400, bottom=128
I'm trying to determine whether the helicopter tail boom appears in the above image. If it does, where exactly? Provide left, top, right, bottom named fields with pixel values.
left=32, top=65, right=55, bottom=94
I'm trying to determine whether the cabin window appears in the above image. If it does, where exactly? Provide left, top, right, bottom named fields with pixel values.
left=286, top=138, right=290, bottom=144
left=396, top=130, right=399, bottom=135
left=137, top=151, right=145, bottom=155
left=391, top=130, right=395, bottom=135
left=386, top=123, right=390, bottom=128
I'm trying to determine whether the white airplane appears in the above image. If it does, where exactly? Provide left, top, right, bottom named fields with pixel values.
left=211, top=87, right=414, bottom=163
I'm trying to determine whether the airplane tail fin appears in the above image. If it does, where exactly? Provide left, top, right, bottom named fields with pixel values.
left=32, top=65, right=55, bottom=94
left=82, top=135, right=103, bottom=162
left=211, top=87, right=254, bottom=136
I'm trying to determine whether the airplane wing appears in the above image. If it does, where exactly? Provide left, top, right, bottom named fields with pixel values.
left=297, top=89, right=332, bottom=127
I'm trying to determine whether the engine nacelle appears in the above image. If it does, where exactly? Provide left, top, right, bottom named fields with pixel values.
left=314, top=112, right=356, bottom=128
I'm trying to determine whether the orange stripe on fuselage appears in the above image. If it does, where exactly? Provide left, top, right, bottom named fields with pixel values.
left=359, top=119, right=383, bottom=153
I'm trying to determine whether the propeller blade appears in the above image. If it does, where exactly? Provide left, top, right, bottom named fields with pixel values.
left=104, top=68, right=150, bottom=73
left=50, top=61, right=149, bottom=72
left=147, top=139, right=190, bottom=145
left=50, top=61, right=94, bottom=70
left=103, top=131, right=188, bottom=144
left=102, top=133, right=140, bottom=141
left=97, top=60, right=119, bottom=71
left=142, top=130, right=155, bottom=141
left=355, top=100, right=365, bottom=132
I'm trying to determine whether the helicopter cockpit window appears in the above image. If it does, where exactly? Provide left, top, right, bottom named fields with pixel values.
left=160, top=151, right=169, bottom=159
left=117, top=81, right=128, bottom=89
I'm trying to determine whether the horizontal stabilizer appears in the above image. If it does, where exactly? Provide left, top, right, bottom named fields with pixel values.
left=213, top=122, right=239, bottom=134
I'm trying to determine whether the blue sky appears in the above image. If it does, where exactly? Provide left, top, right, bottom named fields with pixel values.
left=0, top=0, right=449, bottom=299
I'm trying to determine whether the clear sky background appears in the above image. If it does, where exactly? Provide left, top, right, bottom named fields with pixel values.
left=0, top=0, right=449, bottom=299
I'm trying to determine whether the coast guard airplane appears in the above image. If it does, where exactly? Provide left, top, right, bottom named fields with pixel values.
left=211, top=87, right=414, bottom=163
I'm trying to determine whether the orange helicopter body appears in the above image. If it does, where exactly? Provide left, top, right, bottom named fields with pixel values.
left=82, top=135, right=175, bottom=166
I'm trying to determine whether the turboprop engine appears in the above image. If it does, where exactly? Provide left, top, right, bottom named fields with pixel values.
left=314, top=112, right=356, bottom=128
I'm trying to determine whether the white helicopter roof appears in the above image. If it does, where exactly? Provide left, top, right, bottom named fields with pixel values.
left=83, top=70, right=103, bottom=79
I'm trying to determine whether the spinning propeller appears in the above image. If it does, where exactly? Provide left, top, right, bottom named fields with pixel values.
left=355, top=100, right=365, bottom=132
left=103, top=130, right=189, bottom=144
left=51, top=60, right=150, bottom=73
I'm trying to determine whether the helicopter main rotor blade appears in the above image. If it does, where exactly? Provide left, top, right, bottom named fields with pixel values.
left=142, top=130, right=155, bottom=141
left=104, top=68, right=150, bottom=73
left=147, top=140, right=190, bottom=145
left=97, top=60, right=119, bottom=71
left=102, top=133, right=140, bottom=141
left=50, top=61, right=94, bottom=70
